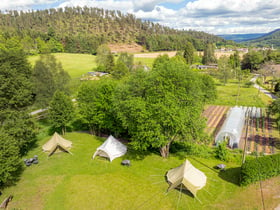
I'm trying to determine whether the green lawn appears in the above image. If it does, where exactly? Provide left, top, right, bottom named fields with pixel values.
left=2, top=132, right=280, bottom=210
left=28, top=53, right=97, bottom=79
left=213, top=80, right=273, bottom=107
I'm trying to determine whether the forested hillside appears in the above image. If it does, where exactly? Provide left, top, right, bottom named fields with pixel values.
left=0, top=7, right=231, bottom=54
left=242, top=29, right=280, bottom=48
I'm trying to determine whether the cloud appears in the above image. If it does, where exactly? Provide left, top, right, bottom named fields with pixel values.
left=0, top=0, right=60, bottom=11
left=132, top=0, right=183, bottom=12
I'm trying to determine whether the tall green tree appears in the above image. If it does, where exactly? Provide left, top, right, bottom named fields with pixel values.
left=218, top=55, right=232, bottom=85
left=0, top=37, right=34, bottom=111
left=114, top=56, right=216, bottom=158
left=183, top=41, right=195, bottom=64
left=77, top=79, right=122, bottom=135
left=49, top=91, right=74, bottom=135
left=33, top=54, right=70, bottom=108
left=241, top=51, right=264, bottom=71
left=0, top=37, right=36, bottom=187
left=111, top=60, right=129, bottom=79
left=202, top=43, right=217, bottom=65
left=0, top=131, right=21, bottom=188
left=95, top=44, right=115, bottom=73
left=117, top=52, right=134, bottom=70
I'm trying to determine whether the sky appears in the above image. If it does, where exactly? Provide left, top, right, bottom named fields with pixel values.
left=1, top=0, right=279, bottom=35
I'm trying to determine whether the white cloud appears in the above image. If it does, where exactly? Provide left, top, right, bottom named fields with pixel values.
left=0, top=0, right=279, bottom=34
left=132, top=0, right=183, bottom=12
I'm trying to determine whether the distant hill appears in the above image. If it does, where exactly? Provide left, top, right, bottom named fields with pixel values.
left=218, top=33, right=266, bottom=42
left=241, top=29, right=280, bottom=48
left=0, top=7, right=231, bottom=54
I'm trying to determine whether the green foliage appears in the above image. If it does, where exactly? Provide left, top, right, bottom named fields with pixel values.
left=95, top=44, right=115, bottom=73
left=218, top=56, right=233, bottom=85
left=77, top=79, right=122, bottom=135
left=111, top=60, right=129, bottom=79
left=114, top=56, right=216, bottom=157
left=33, top=54, right=71, bottom=108
left=0, top=131, right=22, bottom=188
left=241, top=51, right=264, bottom=71
left=274, top=81, right=280, bottom=92
left=183, top=41, right=195, bottom=64
left=0, top=37, right=34, bottom=110
left=0, top=37, right=36, bottom=188
left=242, top=29, right=280, bottom=49
left=268, top=98, right=280, bottom=128
left=49, top=91, right=75, bottom=135
left=117, top=52, right=134, bottom=70
left=202, top=43, right=217, bottom=65
left=1, top=110, right=37, bottom=155
left=240, top=154, right=280, bottom=186
left=215, top=142, right=229, bottom=161
left=0, top=7, right=231, bottom=54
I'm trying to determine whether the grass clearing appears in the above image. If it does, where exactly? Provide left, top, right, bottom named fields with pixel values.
left=1, top=132, right=280, bottom=210
left=213, top=80, right=272, bottom=107
left=28, top=53, right=97, bottom=79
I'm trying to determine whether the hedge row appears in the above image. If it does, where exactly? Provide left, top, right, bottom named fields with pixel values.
left=240, top=153, right=280, bottom=186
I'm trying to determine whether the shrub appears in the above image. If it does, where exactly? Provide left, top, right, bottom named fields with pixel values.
left=240, top=153, right=280, bottom=186
left=215, top=141, right=229, bottom=161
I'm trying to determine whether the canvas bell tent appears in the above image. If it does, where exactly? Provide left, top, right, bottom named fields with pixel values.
left=166, top=160, right=207, bottom=196
left=42, top=132, right=72, bottom=156
left=92, top=135, right=127, bottom=162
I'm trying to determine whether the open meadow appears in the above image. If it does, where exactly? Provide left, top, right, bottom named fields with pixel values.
left=2, top=132, right=280, bottom=210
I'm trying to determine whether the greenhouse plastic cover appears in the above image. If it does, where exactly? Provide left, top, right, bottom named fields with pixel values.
left=215, top=106, right=246, bottom=148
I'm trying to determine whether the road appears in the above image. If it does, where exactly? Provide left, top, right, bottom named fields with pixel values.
left=250, top=75, right=278, bottom=100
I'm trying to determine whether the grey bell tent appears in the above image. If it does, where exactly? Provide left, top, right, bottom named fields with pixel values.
left=92, top=135, right=127, bottom=162
left=42, top=132, right=72, bottom=156
left=166, top=160, right=207, bottom=196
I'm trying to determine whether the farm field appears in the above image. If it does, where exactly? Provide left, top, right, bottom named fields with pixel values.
left=1, top=132, right=280, bottom=210
left=203, top=105, right=280, bottom=154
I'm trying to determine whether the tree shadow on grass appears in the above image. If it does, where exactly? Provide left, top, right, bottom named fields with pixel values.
left=218, top=167, right=241, bottom=186
left=123, top=148, right=152, bottom=161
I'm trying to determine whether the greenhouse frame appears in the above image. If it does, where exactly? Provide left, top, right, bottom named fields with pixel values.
left=215, top=106, right=246, bottom=148
left=215, top=106, right=262, bottom=148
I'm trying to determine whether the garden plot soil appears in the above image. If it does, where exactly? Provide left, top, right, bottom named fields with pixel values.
left=203, top=105, right=278, bottom=154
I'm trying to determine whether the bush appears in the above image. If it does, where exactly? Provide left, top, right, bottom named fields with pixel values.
left=240, top=153, right=280, bottom=186
left=170, top=142, right=213, bottom=158
left=243, top=81, right=254, bottom=88
left=215, top=142, right=229, bottom=161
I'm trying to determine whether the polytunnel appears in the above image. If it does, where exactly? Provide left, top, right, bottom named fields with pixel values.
left=215, top=106, right=246, bottom=148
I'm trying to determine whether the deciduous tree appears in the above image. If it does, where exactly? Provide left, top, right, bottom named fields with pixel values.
left=114, top=56, right=216, bottom=158
left=49, top=91, right=74, bottom=135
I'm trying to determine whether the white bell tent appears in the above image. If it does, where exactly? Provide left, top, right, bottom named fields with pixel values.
left=92, top=135, right=127, bottom=162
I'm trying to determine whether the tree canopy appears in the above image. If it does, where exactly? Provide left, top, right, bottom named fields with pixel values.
left=33, top=54, right=71, bottom=108
left=114, top=56, right=217, bottom=157
left=49, top=91, right=75, bottom=135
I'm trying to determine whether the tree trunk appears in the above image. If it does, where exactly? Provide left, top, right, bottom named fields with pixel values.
left=160, top=142, right=171, bottom=158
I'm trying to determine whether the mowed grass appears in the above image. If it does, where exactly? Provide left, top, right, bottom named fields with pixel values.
left=2, top=132, right=280, bottom=210
left=213, top=81, right=273, bottom=107
left=28, top=53, right=97, bottom=79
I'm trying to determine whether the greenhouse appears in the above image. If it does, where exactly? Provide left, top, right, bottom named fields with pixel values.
left=215, top=106, right=247, bottom=148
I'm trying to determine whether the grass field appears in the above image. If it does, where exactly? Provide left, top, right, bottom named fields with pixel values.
left=213, top=80, right=273, bottom=107
left=28, top=53, right=97, bottom=79
left=28, top=53, right=157, bottom=79
left=1, top=132, right=280, bottom=210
